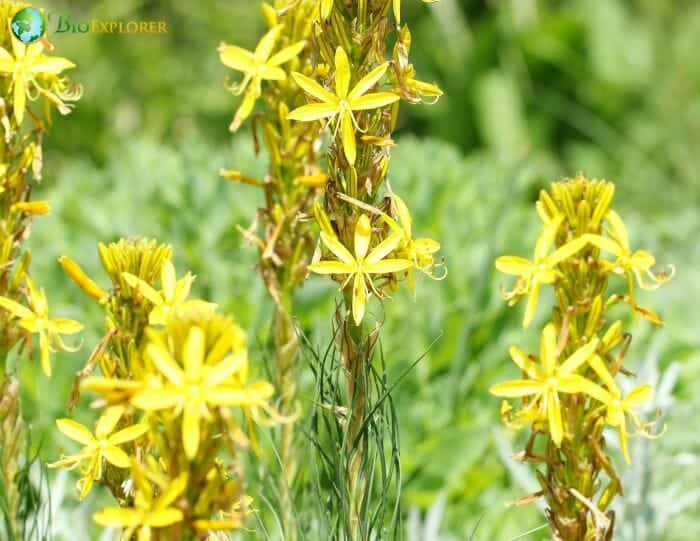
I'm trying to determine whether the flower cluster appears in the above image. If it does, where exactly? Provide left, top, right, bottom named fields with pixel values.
left=0, top=5, right=82, bottom=536
left=492, top=176, right=672, bottom=539
left=51, top=239, right=280, bottom=538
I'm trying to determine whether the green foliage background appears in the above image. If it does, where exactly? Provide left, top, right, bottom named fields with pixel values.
left=15, top=0, right=700, bottom=539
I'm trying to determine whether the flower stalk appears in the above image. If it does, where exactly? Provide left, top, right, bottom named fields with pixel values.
left=493, top=175, right=673, bottom=541
left=0, top=4, right=81, bottom=537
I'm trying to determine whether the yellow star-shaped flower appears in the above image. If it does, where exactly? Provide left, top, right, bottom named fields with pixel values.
left=0, top=37, right=75, bottom=124
left=131, top=326, right=274, bottom=460
left=288, top=47, right=399, bottom=165
left=122, top=260, right=216, bottom=326
left=490, top=324, right=605, bottom=447
left=495, top=215, right=588, bottom=328
left=308, top=214, right=412, bottom=325
left=219, top=25, right=305, bottom=131
left=50, top=406, right=148, bottom=499
left=0, top=276, right=82, bottom=376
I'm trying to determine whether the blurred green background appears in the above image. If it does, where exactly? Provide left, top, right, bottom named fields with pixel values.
left=17, top=0, right=700, bottom=539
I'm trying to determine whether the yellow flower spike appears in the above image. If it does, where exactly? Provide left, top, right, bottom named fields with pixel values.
left=94, top=464, right=187, bottom=538
left=58, top=255, right=108, bottom=301
left=288, top=46, right=400, bottom=165
left=0, top=276, right=82, bottom=376
left=50, top=406, right=148, bottom=499
left=490, top=324, right=607, bottom=447
left=0, top=37, right=75, bottom=124
left=131, top=326, right=273, bottom=460
left=122, top=260, right=216, bottom=325
left=495, top=215, right=589, bottom=328
left=218, top=25, right=306, bottom=131
left=11, top=200, right=49, bottom=215
left=308, top=214, right=412, bottom=325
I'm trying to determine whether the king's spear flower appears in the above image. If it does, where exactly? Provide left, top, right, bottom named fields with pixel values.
left=219, top=25, right=305, bottom=131
left=490, top=324, right=604, bottom=447
left=0, top=37, right=75, bottom=124
left=495, top=215, right=588, bottom=328
left=50, top=406, right=148, bottom=499
left=288, top=46, right=400, bottom=165
left=0, top=276, right=82, bottom=376
left=308, top=214, right=412, bottom=325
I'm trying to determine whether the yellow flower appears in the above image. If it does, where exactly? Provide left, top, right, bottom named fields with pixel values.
left=219, top=25, right=306, bottom=131
left=11, top=200, right=50, bottom=215
left=94, top=463, right=187, bottom=539
left=385, top=193, right=442, bottom=291
left=490, top=324, right=605, bottom=447
left=587, top=354, right=658, bottom=464
left=0, top=276, right=82, bottom=376
left=308, top=214, right=412, bottom=325
left=288, top=47, right=400, bottom=165
left=122, top=260, right=216, bottom=325
left=495, top=215, right=588, bottom=328
left=131, top=326, right=274, bottom=460
left=0, top=37, right=75, bottom=124
left=50, top=406, right=148, bottom=499
left=585, top=209, right=673, bottom=298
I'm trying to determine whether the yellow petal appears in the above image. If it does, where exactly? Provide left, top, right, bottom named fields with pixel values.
left=547, top=390, right=564, bottom=447
left=558, top=337, right=599, bottom=376
left=619, top=417, right=631, bottom=465
left=231, top=82, right=260, bottom=131
left=489, top=380, right=544, bottom=397
left=268, top=40, right=306, bottom=67
left=50, top=318, right=83, bottom=334
left=340, top=111, right=356, bottom=165
left=557, top=375, right=610, bottom=404
left=365, top=259, right=412, bottom=274
left=523, top=281, right=541, bottom=329
left=548, top=235, right=588, bottom=266
left=0, top=296, right=35, bottom=320
left=354, top=215, right=371, bottom=259
left=494, top=256, right=532, bottom=276
left=321, top=0, right=334, bottom=18
left=349, top=91, right=400, bottom=111
left=255, top=25, right=283, bottom=61
left=161, top=260, right=176, bottom=301
left=40, top=331, right=51, bottom=377
left=623, top=384, right=652, bottom=408
left=534, top=215, right=563, bottom=261
left=29, top=56, right=75, bottom=74
left=94, top=507, right=143, bottom=528
left=348, top=63, right=390, bottom=101
left=182, top=400, right=201, bottom=460
left=131, top=389, right=182, bottom=411
left=121, top=273, right=163, bottom=305
left=540, top=323, right=557, bottom=374
left=56, top=418, right=96, bottom=446
left=260, top=66, right=286, bottom=81
left=366, top=232, right=403, bottom=264
left=0, top=46, right=13, bottom=72
left=144, top=508, right=183, bottom=528
left=287, top=102, right=339, bottom=122
left=145, top=343, right=184, bottom=386
left=585, top=233, right=623, bottom=258
left=183, top=326, right=205, bottom=380
left=218, top=44, right=256, bottom=72
left=95, top=405, right=124, bottom=438
left=508, top=345, right=541, bottom=380
left=606, top=209, right=630, bottom=251
left=334, top=47, right=351, bottom=98
left=320, top=232, right=355, bottom=264
left=352, top=273, right=367, bottom=325
left=14, top=75, right=26, bottom=125
left=307, top=261, right=354, bottom=275
left=101, top=446, right=131, bottom=468
left=291, top=72, right=337, bottom=104
left=393, top=0, right=401, bottom=23
left=109, top=423, right=148, bottom=446
left=392, top=193, right=412, bottom=238
left=587, top=354, right=619, bottom=394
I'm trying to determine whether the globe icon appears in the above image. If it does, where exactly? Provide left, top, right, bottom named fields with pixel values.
left=11, top=7, right=45, bottom=44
